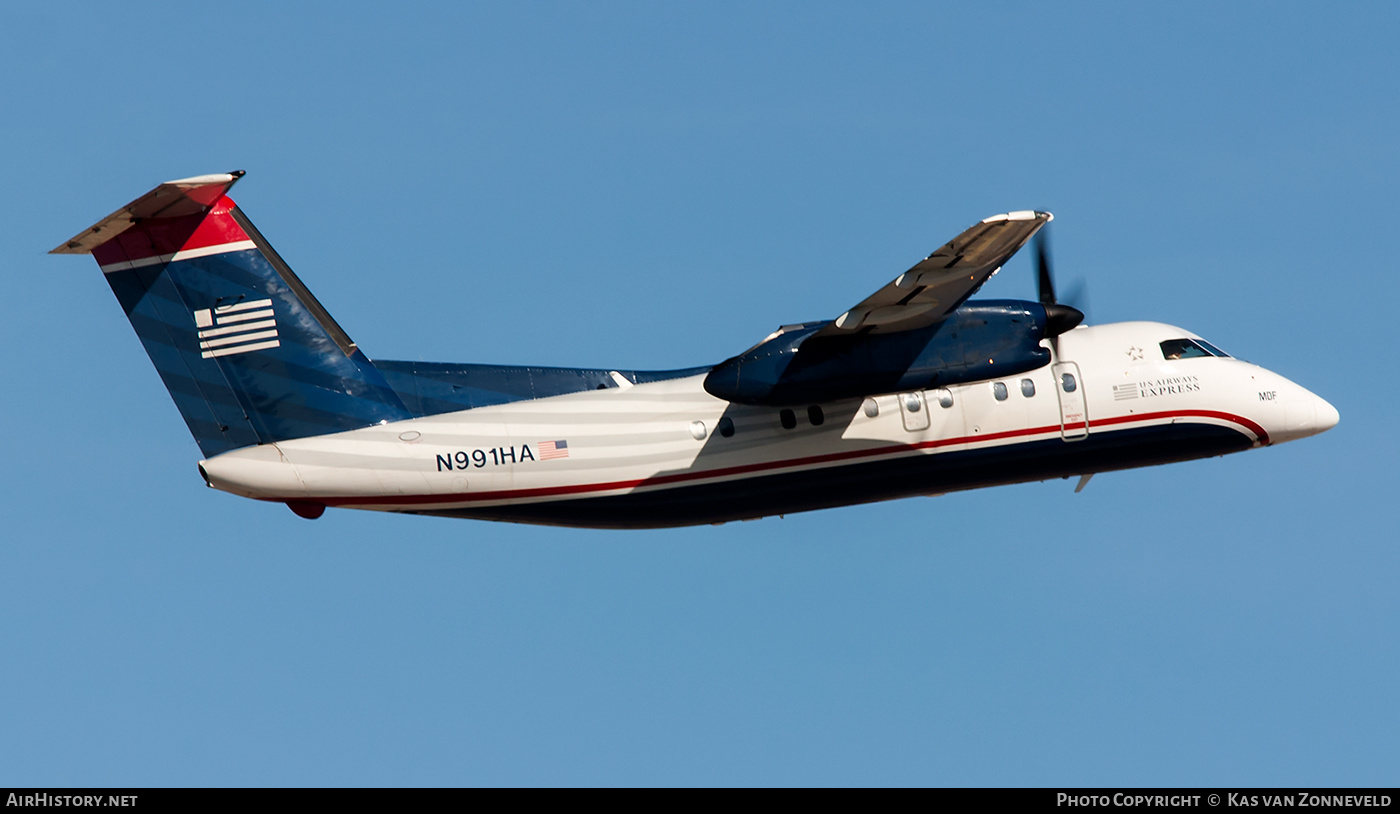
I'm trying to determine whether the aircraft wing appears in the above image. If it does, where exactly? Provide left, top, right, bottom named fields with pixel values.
left=813, top=210, right=1052, bottom=338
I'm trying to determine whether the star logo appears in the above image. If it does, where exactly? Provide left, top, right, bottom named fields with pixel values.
left=1126, top=346, right=1143, bottom=361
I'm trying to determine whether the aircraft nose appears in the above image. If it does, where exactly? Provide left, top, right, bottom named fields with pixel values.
left=1313, top=394, right=1340, bottom=434
left=1266, top=383, right=1339, bottom=444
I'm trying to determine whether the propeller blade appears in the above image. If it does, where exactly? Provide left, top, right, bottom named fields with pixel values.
left=1034, top=230, right=1083, bottom=341
left=1062, top=278, right=1090, bottom=318
left=1035, top=232, right=1056, bottom=306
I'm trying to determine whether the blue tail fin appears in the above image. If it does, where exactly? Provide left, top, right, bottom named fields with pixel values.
left=53, top=172, right=411, bottom=457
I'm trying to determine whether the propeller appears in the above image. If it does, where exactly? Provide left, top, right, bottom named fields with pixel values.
left=1060, top=278, right=1091, bottom=322
left=1034, top=230, right=1085, bottom=355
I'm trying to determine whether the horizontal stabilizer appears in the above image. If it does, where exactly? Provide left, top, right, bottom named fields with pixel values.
left=51, top=172, right=246, bottom=255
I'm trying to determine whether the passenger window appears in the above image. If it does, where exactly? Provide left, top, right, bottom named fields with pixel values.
left=1020, top=378, right=1035, bottom=397
left=862, top=398, right=879, bottom=418
left=903, top=394, right=922, bottom=413
left=779, top=409, right=797, bottom=430
left=1160, top=338, right=1213, bottom=360
left=808, top=405, right=825, bottom=426
left=1061, top=373, right=1077, bottom=393
left=933, top=389, right=954, bottom=408
left=718, top=417, right=735, bottom=438
left=992, top=382, right=1008, bottom=401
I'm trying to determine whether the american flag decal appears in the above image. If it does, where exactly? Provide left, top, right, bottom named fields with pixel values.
left=538, top=440, right=569, bottom=460
left=194, top=300, right=280, bottom=359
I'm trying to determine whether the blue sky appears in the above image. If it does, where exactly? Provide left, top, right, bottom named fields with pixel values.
left=2, top=2, right=1396, bottom=786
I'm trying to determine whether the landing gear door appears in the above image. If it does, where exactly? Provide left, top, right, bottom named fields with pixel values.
left=899, top=392, right=931, bottom=432
left=1052, top=361, right=1088, bottom=441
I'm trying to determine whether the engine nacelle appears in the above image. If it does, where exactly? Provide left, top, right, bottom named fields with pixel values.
left=703, top=300, right=1054, bottom=405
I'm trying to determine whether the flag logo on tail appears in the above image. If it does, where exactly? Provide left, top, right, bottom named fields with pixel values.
left=194, top=300, right=280, bottom=359
left=538, top=440, right=569, bottom=460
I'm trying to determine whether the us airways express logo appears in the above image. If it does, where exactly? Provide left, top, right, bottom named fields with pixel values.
left=193, top=300, right=280, bottom=359
left=1113, top=375, right=1201, bottom=401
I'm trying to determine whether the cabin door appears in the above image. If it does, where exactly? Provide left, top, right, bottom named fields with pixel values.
left=1052, top=361, right=1089, bottom=441
left=898, top=391, right=931, bottom=432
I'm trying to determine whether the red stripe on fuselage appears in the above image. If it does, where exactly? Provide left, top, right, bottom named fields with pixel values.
left=1093, top=409, right=1268, bottom=442
left=91, top=195, right=249, bottom=267
left=297, top=408, right=1268, bottom=509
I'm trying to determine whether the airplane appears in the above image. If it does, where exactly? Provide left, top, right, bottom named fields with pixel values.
left=52, top=171, right=1339, bottom=528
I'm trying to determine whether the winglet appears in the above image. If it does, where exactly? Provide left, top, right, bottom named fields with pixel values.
left=50, top=171, right=246, bottom=255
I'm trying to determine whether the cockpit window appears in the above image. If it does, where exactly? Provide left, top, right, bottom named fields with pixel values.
left=1160, top=338, right=1220, bottom=360
left=1196, top=340, right=1231, bottom=358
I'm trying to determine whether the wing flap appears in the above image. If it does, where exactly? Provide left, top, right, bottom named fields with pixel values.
left=815, top=210, right=1051, bottom=337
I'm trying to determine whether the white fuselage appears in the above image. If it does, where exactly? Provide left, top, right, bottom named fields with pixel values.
left=199, top=321, right=1338, bottom=528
